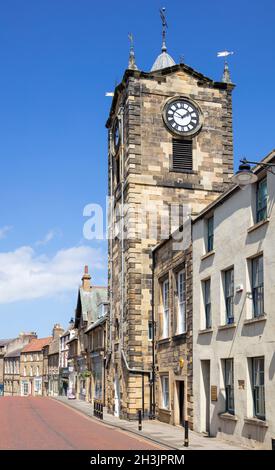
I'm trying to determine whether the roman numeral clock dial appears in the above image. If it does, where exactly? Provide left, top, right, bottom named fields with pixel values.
left=163, top=98, right=202, bottom=136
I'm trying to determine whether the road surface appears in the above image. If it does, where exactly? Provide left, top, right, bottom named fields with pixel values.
left=0, top=397, right=163, bottom=450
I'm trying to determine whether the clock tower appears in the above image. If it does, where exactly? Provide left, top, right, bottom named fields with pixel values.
left=106, top=18, right=234, bottom=420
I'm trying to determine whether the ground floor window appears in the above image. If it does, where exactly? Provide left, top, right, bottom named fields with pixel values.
left=22, top=381, right=29, bottom=396
left=92, top=357, right=103, bottom=400
left=34, top=378, right=42, bottom=394
left=224, top=358, right=234, bottom=414
left=252, top=357, right=265, bottom=420
left=161, top=375, right=169, bottom=410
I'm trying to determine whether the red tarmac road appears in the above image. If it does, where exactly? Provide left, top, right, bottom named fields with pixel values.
left=0, top=397, right=162, bottom=450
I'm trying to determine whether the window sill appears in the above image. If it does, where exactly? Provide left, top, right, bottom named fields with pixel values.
left=247, top=218, right=269, bottom=234
left=201, top=250, right=215, bottom=261
left=157, top=338, right=170, bottom=345
left=243, top=315, right=267, bottom=326
left=172, top=332, right=187, bottom=341
left=218, top=323, right=236, bottom=331
left=219, top=412, right=238, bottom=422
left=198, top=328, right=213, bottom=335
left=158, top=408, right=171, bottom=415
left=244, top=417, right=268, bottom=428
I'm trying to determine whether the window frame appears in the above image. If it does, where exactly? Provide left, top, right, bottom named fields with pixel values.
left=162, top=279, right=169, bottom=338
left=207, top=216, right=214, bottom=253
left=252, top=357, right=265, bottom=420
left=148, top=321, right=153, bottom=341
left=203, top=279, right=211, bottom=329
left=177, top=269, right=186, bottom=334
left=161, top=375, right=170, bottom=410
left=252, top=255, right=264, bottom=318
left=224, top=268, right=234, bottom=324
left=256, top=177, right=267, bottom=223
left=224, top=358, right=235, bottom=415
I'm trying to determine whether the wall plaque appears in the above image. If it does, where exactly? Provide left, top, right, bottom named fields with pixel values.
left=211, top=385, right=218, bottom=401
left=238, top=380, right=245, bottom=390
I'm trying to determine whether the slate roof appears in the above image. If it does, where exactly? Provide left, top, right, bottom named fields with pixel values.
left=85, top=313, right=108, bottom=334
left=0, top=339, right=15, bottom=347
left=75, top=286, right=107, bottom=327
left=22, top=337, right=52, bottom=353
left=4, top=347, right=24, bottom=358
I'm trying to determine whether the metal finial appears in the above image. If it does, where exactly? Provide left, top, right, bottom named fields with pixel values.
left=222, top=60, right=232, bottom=83
left=217, top=51, right=234, bottom=83
left=128, top=33, right=138, bottom=70
left=160, top=7, right=168, bottom=52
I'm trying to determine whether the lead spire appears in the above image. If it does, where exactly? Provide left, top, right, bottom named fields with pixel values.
left=222, top=61, right=232, bottom=84
left=128, top=33, right=138, bottom=70
left=160, top=7, right=168, bottom=52
left=151, top=7, right=175, bottom=71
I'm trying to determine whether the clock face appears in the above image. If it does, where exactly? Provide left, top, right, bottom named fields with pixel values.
left=164, top=99, right=201, bottom=136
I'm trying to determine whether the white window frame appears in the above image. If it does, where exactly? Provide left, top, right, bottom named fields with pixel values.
left=162, top=279, right=169, bottom=338
left=161, top=375, right=170, bottom=410
left=177, top=269, right=186, bottom=334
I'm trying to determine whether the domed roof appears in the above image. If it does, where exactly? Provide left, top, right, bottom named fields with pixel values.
left=151, top=50, right=176, bottom=71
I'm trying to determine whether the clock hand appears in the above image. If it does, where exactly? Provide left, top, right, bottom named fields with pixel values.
left=174, top=111, right=190, bottom=120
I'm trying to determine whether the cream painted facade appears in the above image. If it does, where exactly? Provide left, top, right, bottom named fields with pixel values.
left=193, top=151, right=275, bottom=449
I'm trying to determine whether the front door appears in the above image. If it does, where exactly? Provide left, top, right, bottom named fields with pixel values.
left=175, top=381, right=185, bottom=426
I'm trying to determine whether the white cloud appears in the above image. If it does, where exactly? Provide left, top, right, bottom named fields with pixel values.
left=0, top=245, right=106, bottom=303
left=0, top=226, right=13, bottom=240
left=35, top=229, right=62, bottom=246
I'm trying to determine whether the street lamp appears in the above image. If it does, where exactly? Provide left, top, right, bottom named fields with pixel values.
left=232, top=158, right=275, bottom=189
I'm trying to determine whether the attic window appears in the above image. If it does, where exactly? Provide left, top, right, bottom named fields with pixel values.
left=172, top=139, right=193, bottom=172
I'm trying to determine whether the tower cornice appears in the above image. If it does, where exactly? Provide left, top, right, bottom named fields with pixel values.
left=106, top=64, right=235, bottom=128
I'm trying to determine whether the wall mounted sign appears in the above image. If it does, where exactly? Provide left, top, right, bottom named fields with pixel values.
left=211, top=385, right=218, bottom=401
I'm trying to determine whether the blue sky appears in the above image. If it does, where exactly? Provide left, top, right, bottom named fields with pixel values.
left=0, top=0, right=274, bottom=337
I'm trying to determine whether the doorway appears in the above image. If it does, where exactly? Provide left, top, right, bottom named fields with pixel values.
left=176, top=381, right=185, bottom=426
left=114, top=372, right=120, bottom=417
left=201, top=360, right=210, bottom=434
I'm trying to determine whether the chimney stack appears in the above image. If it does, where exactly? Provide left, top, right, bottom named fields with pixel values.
left=82, top=265, right=91, bottom=291
left=52, top=323, right=64, bottom=339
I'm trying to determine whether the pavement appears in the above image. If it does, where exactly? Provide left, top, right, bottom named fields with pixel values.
left=0, top=396, right=163, bottom=450
left=54, top=396, right=247, bottom=450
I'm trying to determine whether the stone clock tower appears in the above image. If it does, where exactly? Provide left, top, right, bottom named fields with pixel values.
left=106, top=20, right=234, bottom=420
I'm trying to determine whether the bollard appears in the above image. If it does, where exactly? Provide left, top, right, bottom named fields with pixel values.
left=184, top=420, right=189, bottom=447
left=100, top=403, right=103, bottom=420
left=138, top=410, right=142, bottom=431
left=272, top=438, right=275, bottom=450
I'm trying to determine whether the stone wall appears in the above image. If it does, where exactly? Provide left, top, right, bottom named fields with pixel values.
left=107, top=65, right=234, bottom=419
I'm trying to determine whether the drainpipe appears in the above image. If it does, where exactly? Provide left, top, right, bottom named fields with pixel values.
left=108, top=128, right=114, bottom=360
left=151, top=248, right=156, bottom=419
left=119, top=106, right=125, bottom=351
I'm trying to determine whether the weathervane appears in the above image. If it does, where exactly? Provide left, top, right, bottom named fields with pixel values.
left=128, top=33, right=138, bottom=70
left=217, top=50, right=234, bottom=83
left=160, top=7, right=168, bottom=52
